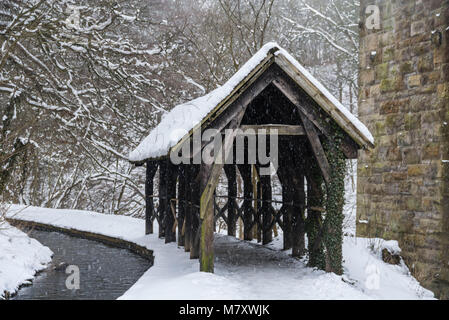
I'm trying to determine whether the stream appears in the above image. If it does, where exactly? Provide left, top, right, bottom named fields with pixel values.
left=13, top=229, right=152, bottom=300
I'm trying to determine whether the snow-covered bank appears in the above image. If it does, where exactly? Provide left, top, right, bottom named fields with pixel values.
left=5, top=205, right=434, bottom=300
left=0, top=220, right=53, bottom=299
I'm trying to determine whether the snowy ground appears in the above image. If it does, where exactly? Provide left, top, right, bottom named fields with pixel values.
left=0, top=219, right=53, bottom=299
left=4, top=205, right=434, bottom=300
left=343, top=160, right=358, bottom=236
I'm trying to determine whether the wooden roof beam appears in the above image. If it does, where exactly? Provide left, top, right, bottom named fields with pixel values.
left=238, top=124, right=305, bottom=136
left=272, top=73, right=359, bottom=159
left=298, top=111, right=331, bottom=185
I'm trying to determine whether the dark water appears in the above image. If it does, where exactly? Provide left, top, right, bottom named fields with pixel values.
left=13, top=230, right=152, bottom=300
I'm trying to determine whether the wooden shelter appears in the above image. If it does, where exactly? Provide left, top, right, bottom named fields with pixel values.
left=130, top=43, right=374, bottom=273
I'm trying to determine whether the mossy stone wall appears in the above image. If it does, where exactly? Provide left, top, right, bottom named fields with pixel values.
left=357, top=0, right=449, bottom=299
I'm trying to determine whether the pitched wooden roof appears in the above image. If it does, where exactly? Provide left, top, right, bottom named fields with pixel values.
left=129, top=42, right=374, bottom=163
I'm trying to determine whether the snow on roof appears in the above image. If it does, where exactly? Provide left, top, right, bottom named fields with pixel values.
left=273, top=48, right=375, bottom=148
left=129, top=42, right=374, bottom=163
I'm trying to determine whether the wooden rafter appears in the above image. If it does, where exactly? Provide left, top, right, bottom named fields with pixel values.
left=171, top=59, right=277, bottom=159
left=275, top=54, right=374, bottom=149
left=239, top=124, right=305, bottom=136
left=271, top=72, right=359, bottom=160
left=272, top=75, right=330, bottom=136
left=298, top=111, right=331, bottom=185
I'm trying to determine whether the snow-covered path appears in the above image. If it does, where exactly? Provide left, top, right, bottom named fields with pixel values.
left=5, top=205, right=434, bottom=300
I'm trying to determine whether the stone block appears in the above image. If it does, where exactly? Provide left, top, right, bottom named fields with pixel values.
left=422, top=197, right=441, bottom=212
left=376, top=62, right=389, bottom=79
left=423, top=143, right=440, bottom=160
left=365, top=33, right=379, bottom=51
left=380, top=100, right=400, bottom=114
left=411, top=20, right=426, bottom=37
left=380, top=78, right=399, bottom=92
left=400, top=61, right=414, bottom=74
left=380, top=31, right=395, bottom=47
left=438, top=83, right=449, bottom=98
left=360, top=69, right=375, bottom=85
left=418, top=54, right=434, bottom=73
left=383, top=46, right=396, bottom=62
left=402, top=147, right=421, bottom=164
left=408, top=74, right=422, bottom=87
left=405, top=113, right=421, bottom=130
left=422, top=111, right=440, bottom=124
left=408, top=164, right=425, bottom=176
left=370, top=84, right=381, bottom=97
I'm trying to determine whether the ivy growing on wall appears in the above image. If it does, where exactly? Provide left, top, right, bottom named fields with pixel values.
left=306, top=124, right=346, bottom=275
left=322, top=127, right=347, bottom=275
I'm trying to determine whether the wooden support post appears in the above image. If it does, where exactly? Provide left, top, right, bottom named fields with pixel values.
left=224, top=165, right=237, bottom=237
left=237, top=164, right=253, bottom=241
left=260, top=171, right=273, bottom=245
left=190, top=165, right=201, bottom=259
left=165, top=160, right=178, bottom=244
left=291, top=163, right=306, bottom=258
left=213, top=190, right=217, bottom=233
left=158, top=160, right=167, bottom=239
left=145, top=161, right=158, bottom=235
left=258, top=186, right=263, bottom=241
left=199, top=109, right=246, bottom=272
left=178, top=165, right=186, bottom=246
left=184, top=165, right=192, bottom=252
left=194, top=61, right=269, bottom=271
left=200, top=162, right=214, bottom=272
left=305, top=158, right=325, bottom=269
left=281, top=187, right=293, bottom=250
left=255, top=165, right=262, bottom=243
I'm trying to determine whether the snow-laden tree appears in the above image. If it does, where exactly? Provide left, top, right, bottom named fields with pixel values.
left=163, top=0, right=277, bottom=92
left=0, top=0, right=185, bottom=215
left=165, top=0, right=359, bottom=110
left=279, top=0, right=359, bottom=111
left=1, top=0, right=361, bottom=218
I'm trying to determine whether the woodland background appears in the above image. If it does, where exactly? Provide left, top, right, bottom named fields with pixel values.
left=0, top=0, right=359, bottom=218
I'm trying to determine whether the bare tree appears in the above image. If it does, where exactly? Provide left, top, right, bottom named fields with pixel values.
left=279, top=0, right=359, bottom=110
left=0, top=0, right=177, bottom=215
left=1, top=0, right=361, bottom=219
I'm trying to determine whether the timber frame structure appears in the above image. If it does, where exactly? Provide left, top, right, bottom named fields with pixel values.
left=130, top=43, right=374, bottom=273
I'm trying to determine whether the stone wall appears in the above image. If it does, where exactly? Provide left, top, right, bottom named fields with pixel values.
left=357, top=0, right=449, bottom=298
